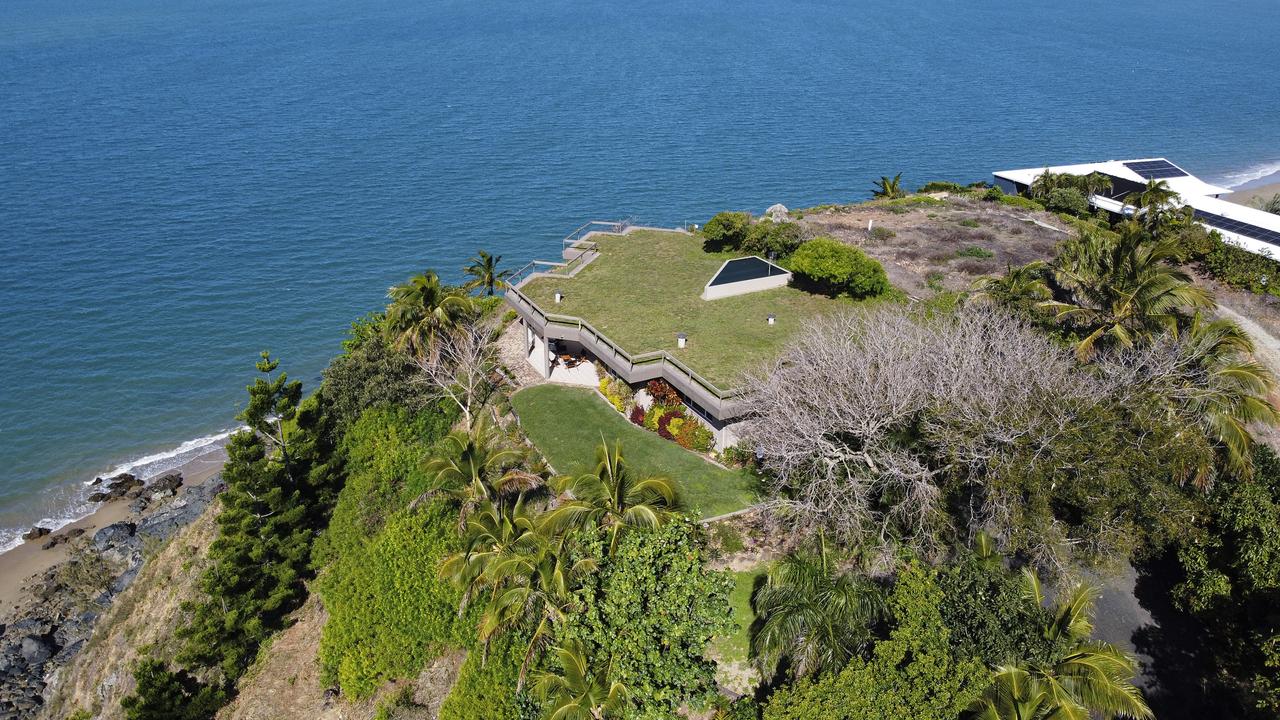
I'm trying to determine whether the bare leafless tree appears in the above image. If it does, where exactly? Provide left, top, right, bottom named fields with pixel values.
left=741, top=305, right=1098, bottom=566
left=415, top=314, right=503, bottom=429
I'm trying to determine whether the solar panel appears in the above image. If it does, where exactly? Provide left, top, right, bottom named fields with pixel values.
left=1193, top=209, right=1280, bottom=247
left=1123, top=160, right=1188, bottom=180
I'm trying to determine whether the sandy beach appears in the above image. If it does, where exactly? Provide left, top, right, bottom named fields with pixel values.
left=1227, top=180, right=1280, bottom=208
left=0, top=446, right=227, bottom=620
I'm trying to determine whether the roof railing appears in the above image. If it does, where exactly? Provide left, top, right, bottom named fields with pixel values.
left=504, top=283, right=743, bottom=403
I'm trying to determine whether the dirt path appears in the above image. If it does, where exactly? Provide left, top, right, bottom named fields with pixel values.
left=1216, top=301, right=1280, bottom=373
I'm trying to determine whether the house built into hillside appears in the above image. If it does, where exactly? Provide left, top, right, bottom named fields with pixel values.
left=993, top=158, right=1280, bottom=258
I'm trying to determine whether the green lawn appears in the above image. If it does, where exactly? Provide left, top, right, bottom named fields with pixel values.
left=521, top=229, right=849, bottom=387
left=511, top=384, right=757, bottom=518
left=710, top=568, right=763, bottom=665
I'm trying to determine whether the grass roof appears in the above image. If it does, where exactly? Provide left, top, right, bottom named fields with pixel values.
left=519, top=229, right=850, bottom=387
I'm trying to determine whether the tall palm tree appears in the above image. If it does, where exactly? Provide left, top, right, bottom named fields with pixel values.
left=426, top=417, right=543, bottom=519
left=872, top=173, right=906, bottom=199
left=1166, top=313, right=1279, bottom=484
left=384, top=270, right=474, bottom=360
left=464, top=249, right=512, bottom=296
left=533, top=641, right=629, bottom=720
left=968, top=573, right=1152, bottom=720
left=1125, top=179, right=1179, bottom=233
left=1043, top=227, right=1214, bottom=360
left=541, top=440, right=678, bottom=557
left=749, top=533, right=884, bottom=681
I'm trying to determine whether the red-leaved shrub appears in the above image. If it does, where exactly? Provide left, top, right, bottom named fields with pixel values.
left=656, top=407, right=684, bottom=440
left=647, top=379, right=683, bottom=407
left=629, top=406, right=645, bottom=426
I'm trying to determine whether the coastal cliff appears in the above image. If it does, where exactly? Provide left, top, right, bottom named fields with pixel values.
left=0, top=476, right=224, bottom=719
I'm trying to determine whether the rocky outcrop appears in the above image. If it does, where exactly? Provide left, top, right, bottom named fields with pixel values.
left=123, top=472, right=185, bottom=514
left=40, top=528, right=84, bottom=551
left=21, top=528, right=51, bottom=542
left=0, top=477, right=224, bottom=719
left=765, top=203, right=789, bottom=222
left=86, top=474, right=143, bottom=504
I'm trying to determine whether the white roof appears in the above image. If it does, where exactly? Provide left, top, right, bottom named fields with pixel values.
left=993, top=158, right=1232, bottom=200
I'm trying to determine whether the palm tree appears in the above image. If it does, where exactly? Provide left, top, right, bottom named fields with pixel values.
left=384, top=270, right=474, bottom=360
left=970, top=261, right=1052, bottom=311
left=541, top=440, right=678, bottom=557
left=426, top=417, right=543, bottom=518
left=1043, top=227, right=1214, bottom=360
left=749, top=533, right=884, bottom=681
left=1028, top=169, right=1063, bottom=200
left=967, top=573, right=1152, bottom=720
left=1125, top=179, right=1179, bottom=233
left=872, top=173, right=906, bottom=199
left=464, top=249, right=512, bottom=296
left=439, top=497, right=539, bottom=614
left=481, top=532, right=597, bottom=687
left=1167, top=313, right=1279, bottom=484
left=532, top=641, right=629, bottom=720
left=1081, top=172, right=1114, bottom=198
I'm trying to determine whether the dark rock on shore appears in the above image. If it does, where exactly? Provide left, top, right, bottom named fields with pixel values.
left=39, top=528, right=84, bottom=551
left=0, top=475, right=224, bottom=719
left=20, top=527, right=50, bottom=542
left=86, top=473, right=143, bottom=503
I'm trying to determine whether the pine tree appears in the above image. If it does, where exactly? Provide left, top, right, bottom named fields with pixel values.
left=177, top=352, right=342, bottom=681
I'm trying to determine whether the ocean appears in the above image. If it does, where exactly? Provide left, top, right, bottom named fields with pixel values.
left=2, top=0, right=1279, bottom=550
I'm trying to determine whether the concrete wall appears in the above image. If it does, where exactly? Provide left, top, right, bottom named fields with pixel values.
left=701, top=272, right=791, bottom=300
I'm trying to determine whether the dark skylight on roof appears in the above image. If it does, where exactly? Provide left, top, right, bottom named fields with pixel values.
left=708, top=256, right=786, bottom=286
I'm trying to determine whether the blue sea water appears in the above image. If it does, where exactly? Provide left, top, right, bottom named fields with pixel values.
left=2, top=0, right=1280, bottom=548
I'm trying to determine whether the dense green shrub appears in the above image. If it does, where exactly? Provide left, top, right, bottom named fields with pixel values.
left=937, top=554, right=1054, bottom=667
left=789, top=237, right=890, bottom=298
left=1201, top=237, right=1280, bottom=296
left=916, top=181, right=967, bottom=194
left=955, top=245, right=994, bottom=258
left=564, top=519, right=733, bottom=719
left=121, top=659, right=226, bottom=720
left=1165, top=221, right=1218, bottom=263
left=984, top=190, right=1044, bottom=211
left=312, top=405, right=453, bottom=567
left=1044, top=187, right=1090, bottom=216
left=701, top=211, right=752, bottom=252
left=763, top=563, right=985, bottom=720
left=439, top=633, right=532, bottom=720
left=317, top=499, right=468, bottom=699
left=742, top=220, right=804, bottom=258
left=322, top=314, right=427, bottom=434
left=867, top=225, right=896, bottom=241
left=1170, top=445, right=1280, bottom=713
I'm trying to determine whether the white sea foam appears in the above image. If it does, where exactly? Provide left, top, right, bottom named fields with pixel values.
left=0, top=428, right=240, bottom=554
left=1213, top=160, right=1280, bottom=190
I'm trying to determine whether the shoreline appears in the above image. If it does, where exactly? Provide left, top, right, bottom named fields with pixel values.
left=0, top=444, right=227, bottom=619
left=1226, top=180, right=1280, bottom=208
